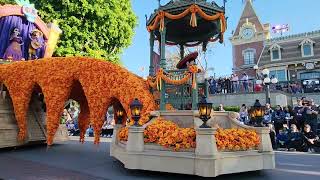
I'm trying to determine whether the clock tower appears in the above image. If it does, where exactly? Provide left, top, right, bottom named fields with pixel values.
left=230, top=0, right=270, bottom=78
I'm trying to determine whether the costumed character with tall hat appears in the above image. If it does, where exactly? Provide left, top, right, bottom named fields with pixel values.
left=3, top=28, right=24, bottom=61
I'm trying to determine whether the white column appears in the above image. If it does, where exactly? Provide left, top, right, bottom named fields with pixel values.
left=126, top=126, right=144, bottom=152
left=195, top=128, right=219, bottom=177
left=112, top=124, right=122, bottom=145
left=195, top=128, right=218, bottom=156
left=256, top=127, right=273, bottom=152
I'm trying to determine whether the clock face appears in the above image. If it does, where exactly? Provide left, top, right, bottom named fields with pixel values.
left=242, top=28, right=254, bottom=39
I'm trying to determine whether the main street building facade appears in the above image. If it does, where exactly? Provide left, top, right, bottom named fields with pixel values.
left=230, top=0, right=320, bottom=89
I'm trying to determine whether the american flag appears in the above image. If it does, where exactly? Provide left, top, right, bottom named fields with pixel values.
left=272, top=24, right=290, bottom=34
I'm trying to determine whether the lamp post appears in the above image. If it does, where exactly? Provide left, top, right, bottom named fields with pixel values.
left=197, top=96, right=213, bottom=128
left=130, top=98, right=143, bottom=126
left=255, top=68, right=278, bottom=104
left=116, top=108, right=124, bottom=125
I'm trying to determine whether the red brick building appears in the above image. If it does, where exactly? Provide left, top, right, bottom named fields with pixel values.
left=230, top=0, right=270, bottom=78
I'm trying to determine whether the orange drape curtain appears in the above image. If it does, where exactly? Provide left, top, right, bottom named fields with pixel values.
left=147, top=4, right=226, bottom=36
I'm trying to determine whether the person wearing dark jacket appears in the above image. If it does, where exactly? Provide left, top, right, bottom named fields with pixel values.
left=293, top=99, right=304, bottom=130
left=302, top=104, right=318, bottom=133
left=287, top=124, right=303, bottom=151
left=225, top=77, right=232, bottom=93
left=272, top=105, right=286, bottom=135
left=276, top=128, right=289, bottom=150
left=302, top=124, right=320, bottom=152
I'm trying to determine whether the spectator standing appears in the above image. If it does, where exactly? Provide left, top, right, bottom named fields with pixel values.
left=231, top=74, right=239, bottom=93
left=263, top=103, right=273, bottom=125
left=101, top=120, right=108, bottom=137
left=272, top=105, right=286, bottom=135
left=209, top=78, right=217, bottom=94
left=293, top=99, right=304, bottom=130
left=225, top=77, right=232, bottom=93
left=106, top=113, right=115, bottom=137
left=303, top=103, right=318, bottom=133
left=222, top=78, right=227, bottom=94
left=284, top=106, right=293, bottom=127
left=239, top=104, right=248, bottom=124
left=241, top=73, right=249, bottom=92
left=61, top=109, right=71, bottom=124
left=217, top=78, right=223, bottom=94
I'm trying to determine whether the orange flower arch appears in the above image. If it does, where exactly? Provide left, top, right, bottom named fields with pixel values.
left=0, top=57, right=156, bottom=145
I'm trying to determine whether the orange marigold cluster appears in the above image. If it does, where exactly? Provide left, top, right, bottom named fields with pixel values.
left=118, top=118, right=196, bottom=151
left=118, top=120, right=261, bottom=152
left=118, top=127, right=129, bottom=141
left=215, top=128, right=260, bottom=151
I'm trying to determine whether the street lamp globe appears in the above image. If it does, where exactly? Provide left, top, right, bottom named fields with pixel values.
left=253, top=65, right=259, bottom=70
left=271, top=78, right=278, bottom=84
left=263, top=77, right=271, bottom=84
left=256, top=79, right=262, bottom=85
left=262, top=69, right=270, bottom=76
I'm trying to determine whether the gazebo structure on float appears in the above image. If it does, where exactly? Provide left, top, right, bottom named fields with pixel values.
left=146, top=0, right=227, bottom=110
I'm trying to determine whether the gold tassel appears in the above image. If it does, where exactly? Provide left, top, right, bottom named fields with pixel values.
left=160, top=17, right=164, bottom=32
left=190, top=13, right=197, bottom=27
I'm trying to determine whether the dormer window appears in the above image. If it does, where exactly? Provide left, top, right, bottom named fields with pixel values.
left=269, top=44, right=281, bottom=61
left=300, top=38, right=315, bottom=57
left=242, top=48, right=256, bottom=65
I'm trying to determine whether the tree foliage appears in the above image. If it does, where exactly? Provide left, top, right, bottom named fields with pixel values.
left=0, top=0, right=137, bottom=63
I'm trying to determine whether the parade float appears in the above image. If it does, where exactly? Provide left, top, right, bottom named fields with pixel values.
left=0, top=0, right=65, bottom=148
left=110, top=0, right=275, bottom=177
left=0, top=0, right=274, bottom=177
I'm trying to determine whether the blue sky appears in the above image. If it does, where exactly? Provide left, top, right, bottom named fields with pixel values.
left=122, top=0, right=320, bottom=77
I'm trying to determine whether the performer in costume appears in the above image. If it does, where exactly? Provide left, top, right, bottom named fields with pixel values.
left=29, top=29, right=43, bottom=60
left=3, top=28, right=24, bottom=61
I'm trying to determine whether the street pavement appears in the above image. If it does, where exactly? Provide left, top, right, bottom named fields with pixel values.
left=0, top=138, right=320, bottom=180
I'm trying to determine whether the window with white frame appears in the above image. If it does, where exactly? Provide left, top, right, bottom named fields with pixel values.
left=242, top=49, right=255, bottom=65
left=300, top=38, right=315, bottom=57
left=269, top=44, right=281, bottom=61
left=270, top=69, right=286, bottom=81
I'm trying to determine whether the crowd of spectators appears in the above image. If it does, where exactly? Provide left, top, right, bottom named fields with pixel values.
left=207, top=74, right=319, bottom=95
left=60, top=101, right=115, bottom=138
left=208, top=73, right=250, bottom=94
left=234, top=98, right=320, bottom=152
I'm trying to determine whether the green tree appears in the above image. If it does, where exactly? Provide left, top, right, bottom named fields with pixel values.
left=0, top=0, right=137, bottom=63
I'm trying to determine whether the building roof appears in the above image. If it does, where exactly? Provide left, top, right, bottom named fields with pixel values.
left=233, top=0, right=264, bottom=36
left=146, top=0, right=225, bottom=44
left=258, top=30, right=320, bottom=67
left=147, top=0, right=224, bottom=26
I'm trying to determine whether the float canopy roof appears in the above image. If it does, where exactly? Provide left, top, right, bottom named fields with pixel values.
left=147, top=0, right=225, bottom=44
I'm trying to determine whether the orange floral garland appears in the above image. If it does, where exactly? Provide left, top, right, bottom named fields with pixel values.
left=146, top=65, right=199, bottom=90
left=147, top=4, right=226, bottom=42
left=0, top=57, right=156, bottom=145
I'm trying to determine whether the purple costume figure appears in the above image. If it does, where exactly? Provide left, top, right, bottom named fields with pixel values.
left=3, top=28, right=24, bottom=61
